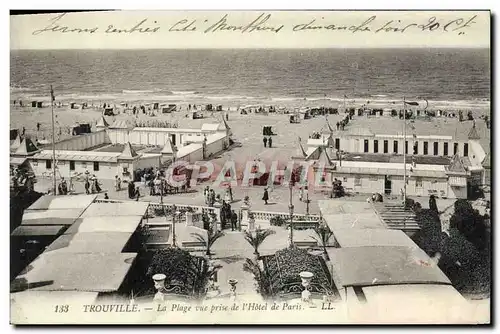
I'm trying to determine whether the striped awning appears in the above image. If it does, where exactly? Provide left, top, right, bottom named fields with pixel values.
left=448, top=176, right=467, bottom=187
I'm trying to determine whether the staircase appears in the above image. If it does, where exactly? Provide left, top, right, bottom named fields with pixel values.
left=372, top=203, right=421, bottom=236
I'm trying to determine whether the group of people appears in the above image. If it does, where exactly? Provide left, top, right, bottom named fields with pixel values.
left=220, top=201, right=238, bottom=231
left=84, top=173, right=102, bottom=194
left=204, top=185, right=233, bottom=207
left=263, top=136, right=273, bottom=148
left=336, top=112, right=353, bottom=131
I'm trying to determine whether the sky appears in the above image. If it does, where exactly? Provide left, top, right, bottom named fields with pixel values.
left=10, top=10, right=490, bottom=50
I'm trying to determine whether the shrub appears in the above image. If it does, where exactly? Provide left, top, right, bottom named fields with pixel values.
left=270, top=216, right=286, bottom=227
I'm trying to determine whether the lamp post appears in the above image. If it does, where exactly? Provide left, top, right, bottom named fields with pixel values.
left=170, top=205, right=178, bottom=248
left=305, top=185, right=310, bottom=216
left=288, top=181, right=294, bottom=248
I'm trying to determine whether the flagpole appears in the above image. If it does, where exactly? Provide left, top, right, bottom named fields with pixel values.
left=50, top=85, right=57, bottom=195
left=403, top=96, right=407, bottom=206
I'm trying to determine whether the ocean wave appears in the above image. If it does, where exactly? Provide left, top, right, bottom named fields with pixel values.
left=171, top=91, right=199, bottom=95
left=10, top=86, right=35, bottom=92
left=122, top=89, right=165, bottom=94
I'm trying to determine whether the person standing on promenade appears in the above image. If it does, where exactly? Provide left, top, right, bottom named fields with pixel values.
left=262, top=187, right=269, bottom=205
left=268, top=137, right=273, bottom=148
left=263, top=137, right=267, bottom=148
left=231, top=210, right=238, bottom=231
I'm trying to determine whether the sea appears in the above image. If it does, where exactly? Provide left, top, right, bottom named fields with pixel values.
left=10, top=48, right=490, bottom=109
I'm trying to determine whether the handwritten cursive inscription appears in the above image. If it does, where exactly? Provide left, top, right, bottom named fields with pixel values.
left=203, top=13, right=284, bottom=34
left=32, top=13, right=98, bottom=35
left=105, top=19, right=160, bottom=34
left=30, top=12, right=480, bottom=37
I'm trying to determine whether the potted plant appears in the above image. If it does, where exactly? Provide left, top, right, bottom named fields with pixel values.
left=244, top=227, right=276, bottom=259
left=311, top=223, right=333, bottom=261
left=191, top=228, right=225, bottom=259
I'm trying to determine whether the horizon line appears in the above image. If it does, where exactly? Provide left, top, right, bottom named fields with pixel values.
left=11, top=46, right=491, bottom=51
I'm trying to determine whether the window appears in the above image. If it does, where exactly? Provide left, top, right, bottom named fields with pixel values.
left=69, top=161, right=75, bottom=171
left=423, top=141, right=428, bottom=155
left=405, top=141, right=408, bottom=154
left=413, top=142, right=418, bottom=155
left=415, top=177, right=423, bottom=188
left=454, top=143, right=458, bottom=155
left=393, top=141, right=398, bottom=154
left=433, top=142, right=439, bottom=156
left=444, top=142, right=449, bottom=156
left=46, top=159, right=51, bottom=169
left=364, top=140, right=369, bottom=153
left=354, top=176, right=362, bottom=186
left=369, top=176, right=378, bottom=181
left=373, top=140, right=379, bottom=153
left=383, top=140, right=388, bottom=153
left=93, top=161, right=99, bottom=171
left=464, top=143, right=469, bottom=157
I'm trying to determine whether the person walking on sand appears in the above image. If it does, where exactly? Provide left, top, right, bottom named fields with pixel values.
left=268, top=136, right=273, bottom=148
left=263, top=137, right=268, bottom=148
left=104, top=193, right=109, bottom=200
left=262, top=187, right=269, bottom=205
left=231, top=210, right=238, bottom=231
left=84, top=179, right=90, bottom=195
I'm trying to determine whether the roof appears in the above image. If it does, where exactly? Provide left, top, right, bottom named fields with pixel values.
left=11, top=252, right=138, bottom=293
left=64, top=215, right=143, bottom=234
left=482, top=151, right=491, bottom=168
left=307, top=138, right=326, bottom=147
left=317, top=147, right=334, bottom=166
left=343, top=116, right=490, bottom=144
left=176, top=143, right=203, bottom=159
left=446, top=154, right=467, bottom=174
left=28, top=194, right=97, bottom=210
left=44, top=232, right=132, bottom=253
left=359, top=284, right=466, bottom=311
left=21, top=209, right=85, bottom=226
left=341, top=153, right=451, bottom=166
left=345, top=127, right=374, bottom=137
left=119, top=142, right=139, bottom=159
left=296, top=137, right=308, bottom=158
left=109, top=120, right=134, bottom=129
left=80, top=202, right=149, bottom=218
left=11, top=135, right=22, bottom=150
left=336, top=166, right=447, bottom=178
left=323, top=213, right=386, bottom=230
left=318, top=200, right=380, bottom=215
left=468, top=123, right=481, bottom=140
left=11, top=225, right=67, bottom=237
left=201, top=123, right=224, bottom=132
left=221, top=118, right=231, bottom=131
left=15, top=137, right=39, bottom=156
left=327, top=246, right=451, bottom=288
left=96, top=116, right=110, bottom=128
left=161, top=138, right=177, bottom=154
left=10, top=157, right=27, bottom=165
left=32, top=150, right=121, bottom=163
left=333, top=229, right=418, bottom=248
left=131, top=127, right=203, bottom=133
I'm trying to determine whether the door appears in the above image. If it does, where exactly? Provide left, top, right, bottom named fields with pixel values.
left=170, top=134, right=176, bottom=146
left=384, top=175, right=392, bottom=195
